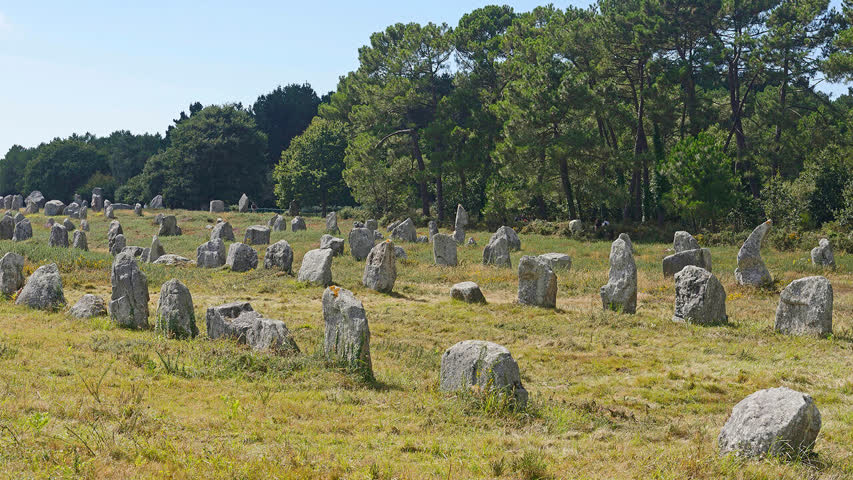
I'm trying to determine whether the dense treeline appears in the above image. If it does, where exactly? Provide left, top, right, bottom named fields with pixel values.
left=2, top=1, right=853, bottom=232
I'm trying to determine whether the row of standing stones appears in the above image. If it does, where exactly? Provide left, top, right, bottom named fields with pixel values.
left=0, top=189, right=844, bottom=460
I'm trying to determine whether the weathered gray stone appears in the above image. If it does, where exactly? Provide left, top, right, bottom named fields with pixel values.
left=373, top=230, right=384, bottom=241
left=80, top=219, right=89, bottom=232
left=210, top=221, right=235, bottom=242
left=326, top=212, right=340, bottom=234
left=618, top=233, right=633, bottom=253
left=323, top=287, right=372, bottom=376
left=365, top=219, right=378, bottom=231
left=72, top=230, right=88, bottom=251
left=91, top=193, right=103, bottom=212
left=69, top=294, right=107, bottom=318
left=48, top=224, right=69, bottom=248
left=24, top=201, right=38, bottom=214
left=65, top=202, right=80, bottom=219
left=538, top=253, right=572, bottom=271
left=109, top=234, right=127, bottom=256
left=105, top=204, right=115, bottom=219
left=134, top=203, right=142, bottom=216
left=489, top=226, right=521, bottom=251
left=153, top=213, right=164, bottom=225
left=453, top=204, right=468, bottom=244
left=226, top=243, right=258, bottom=272
left=391, top=218, right=417, bottom=243
left=673, top=266, right=727, bottom=325
left=775, top=276, right=833, bottom=336
left=0, top=215, right=12, bottom=240
left=121, top=246, right=145, bottom=258
left=288, top=200, right=299, bottom=216
left=297, top=249, right=333, bottom=286
left=44, top=200, right=65, bottom=216
left=264, top=240, right=294, bottom=273
left=147, top=236, right=166, bottom=263
left=2, top=196, right=10, bottom=209
left=735, top=220, right=773, bottom=287
left=483, top=236, right=511, bottom=268
left=268, top=214, right=286, bottom=232
left=0, top=252, right=25, bottom=296
left=291, top=216, right=306, bottom=232
left=155, top=279, right=197, bottom=339
left=663, top=248, right=712, bottom=278
left=394, top=246, right=407, bottom=260
left=157, top=215, right=181, bottom=236
left=207, top=305, right=299, bottom=354
left=238, top=194, right=250, bottom=213
left=10, top=195, right=22, bottom=210
left=440, top=340, right=528, bottom=409
left=348, top=227, right=375, bottom=261
left=386, top=220, right=401, bottom=232
left=79, top=205, right=87, bottom=220
left=109, top=252, right=149, bottom=328
left=674, top=231, right=700, bottom=253
left=362, top=241, right=396, bottom=292
left=152, top=254, right=192, bottom=266
left=719, top=387, right=821, bottom=458
left=320, top=234, right=345, bottom=256
left=433, top=233, right=458, bottom=266
left=209, top=200, right=225, bottom=213
left=205, top=302, right=253, bottom=338
left=196, top=238, right=226, bottom=268
left=107, top=220, right=123, bottom=241
left=450, top=281, right=486, bottom=304
left=600, top=237, right=637, bottom=314
left=428, top=220, right=438, bottom=241
left=13, top=219, right=32, bottom=241
left=810, top=239, right=835, bottom=268
left=26, top=190, right=45, bottom=208
left=243, top=225, right=270, bottom=245
left=518, top=256, right=557, bottom=308
left=16, top=263, right=65, bottom=310
left=62, top=218, right=75, bottom=232
left=568, top=219, right=583, bottom=235
left=149, top=195, right=164, bottom=209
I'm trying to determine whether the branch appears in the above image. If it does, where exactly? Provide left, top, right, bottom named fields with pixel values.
left=375, top=129, right=417, bottom=149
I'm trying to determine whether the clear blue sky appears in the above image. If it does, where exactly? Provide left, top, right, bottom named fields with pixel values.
left=0, top=1, right=847, bottom=156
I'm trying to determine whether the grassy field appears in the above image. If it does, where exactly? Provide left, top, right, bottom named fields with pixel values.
left=0, top=208, right=850, bottom=479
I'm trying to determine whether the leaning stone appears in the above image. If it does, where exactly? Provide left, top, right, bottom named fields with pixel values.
left=157, top=215, right=181, bottom=236
left=362, top=241, right=396, bottom=292
left=489, top=226, right=521, bottom=251
left=244, top=225, right=271, bottom=245
left=662, top=248, right=712, bottom=278
left=518, top=256, right=557, bottom=308
left=673, top=266, right=727, bottom=325
left=391, top=218, right=417, bottom=243
left=264, top=240, right=294, bottom=273
left=155, top=279, right=197, bottom=339
left=735, top=220, right=773, bottom=287
left=13, top=219, right=32, bottom=241
left=109, top=252, right=149, bottom=328
left=44, top=200, right=65, bottom=216
left=775, top=276, right=833, bottom=336
left=151, top=254, right=192, bottom=266
left=291, top=216, right=307, bottom=232
left=210, top=221, right=235, bottom=242
left=674, top=231, right=700, bottom=253
left=209, top=200, right=225, bottom=213
left=348, top=227, right=375, bottom=261
left=483, top=236, right=511, bottom=268
left=450, top=281, right=486, bottom=304
left=0, top=215, right=12, bottom=240
left=196, top=238, right=226, bottom=268
left=440, top=340, right=528, bottom=409
left=386, top=220, right=401, bottom=232
left=149, top=195, right=164, bottom=209
left=147, top=236, right=166, bottom=263
left=718, top=387, right=820, bottom=458
left=49, top=224, right=69, bottom=248
left=538, top=253, right=572, bottom=271
left=433, top=233, right=458, bottom=266
left=320, top=234, right=345, bottom=256
left=326, top=211, right=340, bottom=234
left=16, top=263, right=66, bottom=310
left=322, top=286, right=372, bottom=376
left=600, top=237, right=637, bottom=314
left=298, top=249, right=333, bottom=286
left=0, top=252, right=25, bottom=296
left=238, top=193, right=250, bottom=213
left=810, top=239, right=835, bottom=268
left=226, top=243, right=258, bottom=272
left=109, top=234, right=127, bottom=256
left=69, top=294, right=107, bottom=318
left=72, top=231, right=88, bottom=251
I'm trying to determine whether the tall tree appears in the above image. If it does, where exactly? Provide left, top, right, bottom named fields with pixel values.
left=252, top=83, right=321, bottom=167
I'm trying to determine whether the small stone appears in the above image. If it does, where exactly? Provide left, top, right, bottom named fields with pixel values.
left=320, top=234, right=345, bottom=256
left=363, top=241, right=396, bottom=292
left=394, top=246, right=407, bottom=260
left=62, top=218, right=75, bottom=232
left=518, top=256, right=557, bottom=308
left=69, top=294, right=107, bottom=318
left=662, top=248, right=712, bottom=277
left=13, top=219, right=32, bottom=241
left=440, top=340, right=528, bottom=409
left=155, top=279, right=198, bottom=339
left=238, top=193, right=250, bottom=213
left=134, top=203, right=142, bottom=216
left=157, top=215, right=181, bottom=236
left=226, top=243, right=258, bottom=272
left=538, top=253, right=572, bottom=271
left=775, top=276, right=833, bottom=336
left=264, top=240, right=294, bottom=273
left=432, top=233, right=458, bottom=266
left=152, top=254, right=192, bottom=266
left=810, top=238, right=835, bottom=268
left=348, top=227, right=375, bottom=261
left=244, top=225, right=271, bottom=245
left=673, top=231, right=700, bottom=253
left=196, top=238, right=226, bottom=268
left=450, top=281, right=486, bottom=304
left=80, top=219, right=89, bottom=232
left=121, top=246, right=145, bottom=258
left=297, top=249, right=333, bottom=286
left=0, top=252, right=25, bottom=296
left=673, top=266, right=727, bottom=325
left=326, top=211, right=340, bottom=234
left=291, top=216, right=307, bottom=232
left=428, top=220, right=438, bottom=240
left=466, top=237, right=477, bottom=246
left=322, top=286, right=372, bottom=377
left=16, top=263, right=66, bottom=310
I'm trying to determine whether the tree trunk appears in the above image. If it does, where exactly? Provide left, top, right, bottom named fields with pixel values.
left=558, top=157, right=577, bottom=219
left=772, top=57, right=789, bottom=178
left=411, top=133, right=431, bottom=217
left=435, top=170, right=444, bottom=224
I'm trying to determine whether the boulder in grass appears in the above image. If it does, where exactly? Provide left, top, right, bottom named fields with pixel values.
left=810, top=238, right=835, bottom=268
left=226, top=243, right=258, bottom=272
left=432, top=233, right=458, bottom=266
left=48, top=224, right=69, bottom=248
left=210, top=308, right=299, bottom=354
left=157, top=215, right=181, bottom=236
left=149, top=195, right=164, bottom=209
left=121, top=246, right=145, bottom=258
left=362, top=241, right=396, bottom=293
left=13, top=219, right=32, bottom=241
left=348, top=227, right=375, bottom=261
left=440, top=340, right=528, bottom=409
left=72, top=231, right=88, bottom=251
left=483, top=235, right=511, bottom=268
left=26, top=190, right=45, bottom=208
left=775, top=276, right=833, bottom=336
left=297, top=248, right=333, bottom=286
left=600, top=236, right=637, bottom=314
left=24, top=201, right=38, bottom=215
left=238, top=193, right=250, bottom=213
left=673, top=266, right=727, bottom=325
left=209, top=200, right=225, bottom=213
left=735, top=220, right=773, bottom=287
left=538, top=253, right=571, bottom=271
left=322, top=286, right=372, bottom=377
left=0, top=252, right=25, bottom=296
left=291, top=216, right=307, bottom=232
left=264, top=240, right=294, bottom=273
left=44, top=200, right=65, bottom=216
left=320, top=234, right=345, bottom=256
left=109, top=252, right=149, bottom=329
left=662, top=248, right=712, bottom=277
left=450, top=281, right=486, bottom=304
left=390, top=218, right=417, bottom=243
left=196, top=238, right=226, bottom=268
left=69, top=294, right=107, bottom=319
left=16, top=263, right=66, bottom=311
left=489, top=226, right=521, bottom=251
left=210, top=221, right=235, bottom=242
left=268, top=214, right=286, bottom=232
left=155, top=279, right=198, bottom=339
left=146, top=236, right=166, bottom=263
left=517, top=255, right=557, bottom=308
left=0, top=215, right=12, bottom=240
left=718, top=387, right=820, bottom=458
left=152, top=254, right=192, bottom=266
left=205, top=302, right=253, bottom=338
left=673, top=231, right=700, bottom=253
left=243, top=225, right=271, bottom=245
left=109, top=234, right=127, bottom=256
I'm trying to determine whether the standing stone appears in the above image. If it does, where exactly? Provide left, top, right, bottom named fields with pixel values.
left=673, top=266, right=727, bottom=325
left=149, top=195, right=164, bottom=209
left=109, top=252, right=149, bottom=329
left=238, top=194, right=250, bottom=213
left=153, top=213, right=164, bottom=225
left=105, top=204, right=115, bottom=219
left=109, top=234, right=127, bottom=256
left=518, top=256, right=557, bottom=308
left=0, top=252, right=25, bottom=296
left=44, top=200, right=65, bottom=216
left=0, top=215, right=12, bottom=240
left=13, top=219, right=32, bottom=241
left=103, top=199, right=111, bottom=214
left=157, top=215, right=181, bottom=236
left=25, top=201, right=38, bottom=215
left=291, top=216, right=307, bottom=232
left=452, top=204, right=468, bottom=244
left=391, top=218, right=417, bottom=243
left=673, top=231, right=700, bottom=253
left=13, top=212, right=23, bottom=225
left=326, top=211, right=340, bottom=234
left=69, top=294, right=107, bottom=318
left=348, top=227, right=375, bottom=261
left=80, top=219, right=89, bottom=232
left=618, top=232, right=633, bottom=253
left=107, top=220, right=123, bottom=242
left=483, top=235, right=511, bottom=268
left=362, top=241, right=396, bottom=292
left=322, top=286, right=372, bottom=377
left=568, top=219, right=583, bottom=235
left=48, top=224, right=69, bottom=248
left=735, top=220, right=773, bottom=287
left=775, top=276, right=833, bottom=336
left=600, top=237, right=637, bottom=314
left=264, top=240, right=294, bottom=273
left=662, top=248, right=712, bottom=278
left=538, top=253, right=572, bottom=271
left=196, top=238, right=226, bottom=268
left=72, top=231, right=88, bottom=251
left=155, top=279, right=198, bottom=339
left=297, top=249, right=333, bottom=286
left=62, top=218, right=75, bottom=232
left=10, top=195, right=23, bottom=210
left=207, top=305, right=299, bottom=354
left=210, top=221, right=235, bottom=242
left=428, top=220, right=438, bottom=241
left=91, top=193, right=103, bottom=212
left=489, top=226, right=521, bottom=251
left=79, top=205, right=87, bottom=220
left=147, top=236, right=166, bottom=263
left=440, top=340, right=528, bottom=409
left=394, top=246, right=407, bottom=260
left=269, top=214, right=286, bottom=232
left=134, top=203, right=142, bottom=216
left=15, top=263, right=66, bottom=310
left=810, top=238, right=835, bottom=268
left=65, top=202, right=80, bottom=219
left=320, top=234, right=345, bottom=256
left=209, top=200, right=225, bottom=213
left=450, top=281, right=486, bottom=304
left=718, top=387, right=821, bottom=458
left=432, top=233, right=458, bottom=266
left=288, top=200, right=300, bottom=216
left=2, top=196, right=10, bottom=209
left=243, top=225, right=271, bottom=245
left=26, top=190, right=45, bottom=208
left=226, top=243, right=258, bottom=272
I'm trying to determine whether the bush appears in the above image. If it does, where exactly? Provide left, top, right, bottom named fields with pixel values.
left=336, top=206, right=368, bottom=220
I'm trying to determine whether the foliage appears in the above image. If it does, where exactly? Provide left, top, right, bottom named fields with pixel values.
left=23, top=138, right=108, bottom=201
left=252, top=83, right=321, bottom=171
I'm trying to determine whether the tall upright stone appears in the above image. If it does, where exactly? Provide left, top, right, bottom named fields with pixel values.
left=775, top=276, right=833, bottom=336
left=147, top=236, right=166, bottom=263
left=735, top=220, right=772, bottom=287
left=15, top=263, right=66, bottom=311
left=238, top=193, right=250, bottom=213
left=13, top=219, right=32, bottom=241
left=157, top=215, right=181, bottom=236
left=326, top=211, right=340, bottom=234
left=452, top=204, right=468, bottom=244
left=348, top=227, right=375, bottom=261
left=432, top=233, right=458, bottom=266
left=109, top=252, right=149, bottom=329
left=517, top=256, right=557, bottom=308
left=269, top=214, right=286, bottom=232
left=226, top=243, right=258, bottom=272
left=322, top=286, right=372, bottom=377
left=209, top=200, right=225, bottom=213
left=391, top=218, right=417, bottom=243
left=600, top=236, right=637, bottom=314
left=109, top=234, right=127, bottom=256
left=483, top=235, right=511, bottom=268
left=0, top=215, right=12, bottom=240
left=291, top=216, right=307, bottom=231
left=0, top=252, right=25, bottom=296
left=48, top=224, right=69, bottom=248
left=10, top=195, right=23, bottom=210
left=264, top=240, right=294, bottom=273
left=428, top=220, right=438, bottom=241
left=72, top=230, right=88, bottom=251
left=155, top=279, right=198, bottom=339
left=134, top=203, right=143, bottom=216
left=362, top=241, right=396, bottom=292
left=673, top=266, right=727, bottom=325
left=149, top=195, right=164, bottom=209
